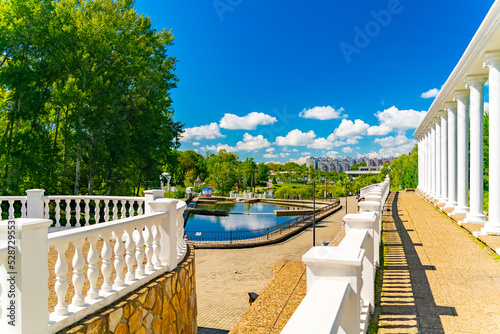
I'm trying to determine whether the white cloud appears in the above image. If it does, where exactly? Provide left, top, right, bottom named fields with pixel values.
left=299, top=106, right=347, bottom=120
left=307, top=138, right=334, bottom=150
left=289, top=157, right=307, bottom=164
left=280, top=153, right=290, bottom=157
left=421, top=88, right=440, bottom=98
left=333, top=137, right=361, bottom=147
left=325, top=150, right=339, bottom=158
left=301, top=152, right=312, bottom=156
left=342, top=146, right=353, bottom=153
left=374, top=134, right=414, bottom=148
left=220, top=112, right=277, bottom=130
left=282, top=147, right=289, bottom=151
left=235, top=133, right=271, bottom=151
left=329, top=119, right=370, bottom=139
left=192, top=142, right=200, bottom=146
left=181, top=123, right=225, bottom=142
left=292, top=149, right=299, bottom=152
left=275, top=129, right=316, bottom=146
left=377, top=143, right=415, bottom=157
left=265, top=147, right=276, bottom=152
left=263, top=153, right=278, bottom=158
left=368, top=106, right=426, bottom=135
left=203, top=143, right=238, bottom=153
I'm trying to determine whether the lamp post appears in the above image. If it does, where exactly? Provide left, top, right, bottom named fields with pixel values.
left=161, top=172, right=171, bottom=198
left=341, top=177, right=349, bottom=214
left=311, top=177, right=316, bottom=246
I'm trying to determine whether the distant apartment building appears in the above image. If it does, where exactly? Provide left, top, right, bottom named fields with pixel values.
left=305, top=155, right=395, bottom=172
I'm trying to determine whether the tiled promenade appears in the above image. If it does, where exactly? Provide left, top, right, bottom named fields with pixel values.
left=379, top=192, right=500, bottom=333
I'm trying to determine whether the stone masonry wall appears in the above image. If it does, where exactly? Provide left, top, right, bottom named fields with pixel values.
left=59, top=243, right=197, bottom=334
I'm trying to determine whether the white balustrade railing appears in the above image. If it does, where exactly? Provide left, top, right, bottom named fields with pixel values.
left=0, top=196, right=27, bottom=220
left=282, top=176, right=390, bottom=334
left=0, top=191, right=187, bottom=334
left=229, top=192, right=273, bottom=199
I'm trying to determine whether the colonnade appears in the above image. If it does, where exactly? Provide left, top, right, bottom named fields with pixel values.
left=416, top=52, right=500, bottom=235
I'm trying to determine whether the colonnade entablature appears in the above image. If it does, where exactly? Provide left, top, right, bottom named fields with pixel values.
left=414, top=0, right=500, bottom=235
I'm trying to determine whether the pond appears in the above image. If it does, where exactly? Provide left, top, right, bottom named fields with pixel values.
left=184, top=201, right=304, bottom=242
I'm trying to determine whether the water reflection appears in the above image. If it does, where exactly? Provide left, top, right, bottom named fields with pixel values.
left=186, top=202, right=300, bottom=232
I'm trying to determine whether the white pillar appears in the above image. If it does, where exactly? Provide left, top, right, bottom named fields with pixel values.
left=453, top=90, right=470, bottom=215
left=465, top=75, right=487, bottom=224
left=445, top=102, right=458, bottom=208
left=425, top=130, right=431, bottom=195
left=430, top=123, right=437, bottom=198
left=26, top=189, right=45, bottom=218
left=439, top=110, right=448, bottom=204
left=483, top=52, right=500, bottom=234
left=434, top=118, right=442, bottom=201
left=418, top=137, right=423, bottom=190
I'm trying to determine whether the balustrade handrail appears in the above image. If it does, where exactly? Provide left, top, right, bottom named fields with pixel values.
left=45, top=195, right=145, bottom=201
left=47, top=211, right=165, bottom=246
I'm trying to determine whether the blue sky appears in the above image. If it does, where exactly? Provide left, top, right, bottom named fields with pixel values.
left=134, top=0, right=493, bottom=164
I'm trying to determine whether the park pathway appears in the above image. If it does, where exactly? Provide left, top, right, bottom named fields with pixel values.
left=378, top=192, right=500, bottom=333
left=195, top=197, right=358, bottom=334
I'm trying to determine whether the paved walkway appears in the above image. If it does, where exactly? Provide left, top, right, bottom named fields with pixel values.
left=378, top=192, right=500, bottom=333
left=195, top=197, right=358, bottom=333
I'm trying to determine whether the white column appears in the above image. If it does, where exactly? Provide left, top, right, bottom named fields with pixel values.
left=418, top=137, right=423, bottom=190
left=465, top=75, right=487, bottom=223
left=434, top=117, right=442, bottom=201
left=445, top=102, right=458, bottom=208
left=453, top=90, right=470, bottom=215
left=483, top=52, right=500, bottom=234
left=439, top=111, right=448, bottom=204
left=425, top=130, right=431, bottom=195
left=430, top=123, right=437, bottom=198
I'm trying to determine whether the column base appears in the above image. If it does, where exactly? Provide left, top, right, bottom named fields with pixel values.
left=444, top=201, right=457, bottom=209
left=451, top=206, right=469, bottom=215
left=438, top=197, right=448, bottom=205
left=463, top=212, right=487, bottom=224
left=480, top=222, right=500, bottom=236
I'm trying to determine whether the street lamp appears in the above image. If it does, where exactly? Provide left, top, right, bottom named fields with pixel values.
left=160, top=172, right=171, bottom=197
left=310, top=177, right=316, bottom=246
left=341, top=177, right=349, bottom=215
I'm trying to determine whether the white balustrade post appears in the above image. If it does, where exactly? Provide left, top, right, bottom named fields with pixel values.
left=342, top=212, right=377, bottom=312
left=358, top=199, right=381, bottom=268
left=0, top=218, right=52, bottom=334
left=445, top=102, right=458, bottom=209
left=143, top=190, right=166, bottom=215
left=148, top=198, right=178, bottom=270
left=453, top=90, right=470, bottom=215
left=439, top=110, right=449, bottom=204
left=483, top=52, right=500, bottom=234
left=25, top=189, right=45, bottom=218
left=302, top=246, right=364, bottom=333
left=465, top=75, right=488, bottom=224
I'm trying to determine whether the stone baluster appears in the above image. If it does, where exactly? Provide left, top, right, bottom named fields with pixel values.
left=144, top=224, right=154, bottom=272
left=134, top=228, right=145, bottom=277
left=86, top=236, right=99, bottom=300
left=65, top=199, right=71, bottom=227
left=55, top=199, right=61, bottom=227
left=44, top=198, right=50, bottom=220
left=75, top=198, right=81, bottom=226
left=104, top=199, right=110, bottom=222
left=72, top=239, right=85, bottom=307
left=112, top=199, right=119, bottom=221
left=54, top=243, right=69, bottom=315
left=152, top=224, right=162, bottom=268
left=121, top=200, right=127, bottom=219
left=0, top=201, right=3, bottom=219
left=84, top=199, right=91, bottom=226
left=100, top=232, right=113, bottom=292
left=8, top=199, right=15, bottom=219
left=137, top=201, right=144, bottom=215
left=113, top=229, right=126, bottom=289
left=20, top=198, right=27, bottom=218
left=128, top=200, right=134, bottom=217
left=125, top=228, right=136, bottom=282
left=94, top=199, right=101, bottom=224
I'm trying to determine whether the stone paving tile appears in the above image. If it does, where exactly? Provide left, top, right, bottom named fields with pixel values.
left=379, top=192, right=500, bottom=334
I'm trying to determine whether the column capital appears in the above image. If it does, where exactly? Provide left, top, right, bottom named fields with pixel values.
left=436, top=109, right=447, bottom=119
left=466, top=74, right=488, bottom=89
left=444, top=101, right=457, bottom=112
left=484, top=50, right=500, bottom=69
left=454, top=90, right=469, bottom=103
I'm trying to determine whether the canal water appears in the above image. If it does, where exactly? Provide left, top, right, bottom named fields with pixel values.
left=185, top=202, right=302, bottom=241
